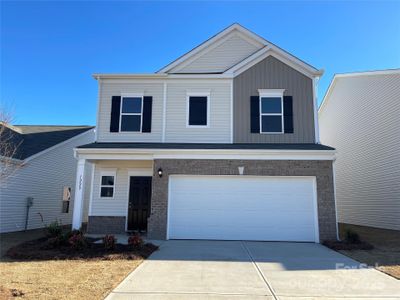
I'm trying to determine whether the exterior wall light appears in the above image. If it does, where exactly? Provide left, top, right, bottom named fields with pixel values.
left=238, top=166, right=244, bottom=175
left=157, top=168, right=163, bottom=178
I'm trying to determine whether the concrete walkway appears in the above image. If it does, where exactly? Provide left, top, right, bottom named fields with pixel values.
left=106, top=240, right=400, bottom=299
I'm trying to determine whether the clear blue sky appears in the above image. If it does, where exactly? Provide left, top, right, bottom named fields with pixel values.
left=1, top=1, right=399, bottom=125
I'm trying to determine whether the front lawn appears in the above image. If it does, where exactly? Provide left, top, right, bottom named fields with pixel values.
left=0, top=228, right=158, bottom=299
left=0, top=258, right=142, bottom=299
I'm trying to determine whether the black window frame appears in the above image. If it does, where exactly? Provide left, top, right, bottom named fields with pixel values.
left=119, top=96, right=143, bottom=132
left=187, top=94, right=209, bottom=127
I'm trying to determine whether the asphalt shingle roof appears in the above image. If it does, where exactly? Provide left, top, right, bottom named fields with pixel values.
left=77, top=142, right=335, bottom=151
left=0, top=125, right=93, bottom=160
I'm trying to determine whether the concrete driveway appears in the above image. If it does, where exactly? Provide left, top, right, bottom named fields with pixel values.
left=106, top=240, right=400, bottom=299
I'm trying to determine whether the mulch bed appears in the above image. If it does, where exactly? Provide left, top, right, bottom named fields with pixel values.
left=323, top=240, right=374, bottom=251
left=6, top=237, right=158, bottom=261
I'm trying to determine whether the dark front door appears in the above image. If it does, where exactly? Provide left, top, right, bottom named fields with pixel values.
left=128, top=177, right=152, bottom=231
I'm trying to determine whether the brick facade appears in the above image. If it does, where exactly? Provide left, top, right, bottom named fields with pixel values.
left=148, top=159, right=337, bottom=242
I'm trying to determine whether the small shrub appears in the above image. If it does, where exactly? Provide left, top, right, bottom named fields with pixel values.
left=68, top=229, right=82, bottom=237
left=46, top=235, right=64, bottom=248
left=68, top=232, right=86, bottom=250
left=344, top=229, right=360, bottom=244
left=128, top=234, right=143, bottom=249
left=45, top=220, right=63, bottom=238
left=103, top=235, right=117, bottom=251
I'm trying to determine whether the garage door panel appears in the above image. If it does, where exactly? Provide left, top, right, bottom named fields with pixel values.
left=170, top=225, right=316, bottom=241
left=170, top=209, right=313, bottom=225
left=168, top=176, right=318, bottom=242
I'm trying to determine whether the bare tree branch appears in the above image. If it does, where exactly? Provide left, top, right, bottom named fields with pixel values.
left=0, top=104, right=23, bottom=182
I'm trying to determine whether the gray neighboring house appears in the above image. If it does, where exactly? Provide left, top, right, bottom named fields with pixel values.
left=72, top=24, right=338, bottom=243
left=0, top=125, right=94, bottom=233
left=319, top=69, right=400, bottom=231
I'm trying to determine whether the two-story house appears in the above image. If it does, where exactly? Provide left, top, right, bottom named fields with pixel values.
left=72, top=24, right=337, bottom=243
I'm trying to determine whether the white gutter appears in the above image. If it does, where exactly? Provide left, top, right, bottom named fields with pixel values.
left=74, top=147, right=336, bottom=161
left=92, top=73, right=233, bottom=80
left=92, top=73, right=167, bottom=79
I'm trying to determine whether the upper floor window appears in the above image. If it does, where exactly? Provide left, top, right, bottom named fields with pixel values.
left=187, top=93, right=210, bottom=127
left=120, top=95, right=143, bottom=132
left=259, top=89, right=284, bottom=134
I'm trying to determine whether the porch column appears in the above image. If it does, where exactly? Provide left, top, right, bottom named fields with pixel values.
left=72, top=158, right=86, bottom=230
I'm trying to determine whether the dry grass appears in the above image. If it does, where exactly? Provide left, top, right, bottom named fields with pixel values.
left=338, top=223, right=400, bottom=279
left=0, top=258, right=142, bottom=300
left=0, top=230, right=157, bottom=299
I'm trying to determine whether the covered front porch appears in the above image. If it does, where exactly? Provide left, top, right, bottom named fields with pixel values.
left=72, top=158, right=155, bottom=235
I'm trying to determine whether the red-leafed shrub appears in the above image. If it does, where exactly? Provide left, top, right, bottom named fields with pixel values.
left=68, top=232, right=86, bottom=250
left=103, top=235, right=117, bottom=251
left=128, top=234, right=143, bottom=249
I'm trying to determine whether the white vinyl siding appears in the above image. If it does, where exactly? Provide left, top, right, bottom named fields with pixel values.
left=97, top=79, right=164, bottom=142
left=96, top=79, right=232, bottom=143
left=89, top=161, right=153, bottom=216
left=319, top=72, right=400, bottom=231
left=165, top=80, right=231, bottom=143
left=171, top=31, right=262, bottom=73
left=168, top=175, right=318, bottom=242
left=0, top=131, right=94, bottom=233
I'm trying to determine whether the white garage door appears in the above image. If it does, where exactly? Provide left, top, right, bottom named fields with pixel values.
left=168, top=176, right=319, bottom=242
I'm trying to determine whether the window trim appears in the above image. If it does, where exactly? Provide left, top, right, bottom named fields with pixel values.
left=119, top=93, right=144, bottom=132
left=258, top=89, right=285, bottom=134
left=186, top=92, right=210, bottom=128
left=99, top=170, right=116, bottom=199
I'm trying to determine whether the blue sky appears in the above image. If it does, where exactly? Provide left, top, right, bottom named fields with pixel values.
left=1, top=1, right=399, bottom=126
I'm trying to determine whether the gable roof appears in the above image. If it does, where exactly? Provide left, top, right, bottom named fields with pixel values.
left=157, top=23, right=265, bottom=74
left=0, top=124, right=94, bottom=160
left=156, top=23, right=323, bottom=78
left=93, top=23, right=323, bottom=80
left=319, top=69, right=400, bottom=114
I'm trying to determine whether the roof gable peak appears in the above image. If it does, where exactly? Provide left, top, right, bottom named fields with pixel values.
left=157, top=23, right=267, bottom=74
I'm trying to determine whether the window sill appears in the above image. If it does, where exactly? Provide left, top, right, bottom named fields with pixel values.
left=259, top=132, right=285, bottom=135
left=186, top=125, right=210, bottom=128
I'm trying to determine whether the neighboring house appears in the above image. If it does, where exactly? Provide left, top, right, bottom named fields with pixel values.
left=0, top=125, right=94, bottom=233
left=319, top=69, right=400, bottom=231
left=72, top=24, right=337, bottom=243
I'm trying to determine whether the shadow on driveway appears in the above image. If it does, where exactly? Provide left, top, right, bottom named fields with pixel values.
left=106, top=240, right=400, bottom=299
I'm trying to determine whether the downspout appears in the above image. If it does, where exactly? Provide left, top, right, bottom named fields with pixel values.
left=312, top=77, right=321, bottom=144
left=94, top=77, right=102, bottom=141
left=230, top=79, right=234, bottom=143
left=162, top=82, right=167, bottom=142
left=332, top=157, right=340, bottom=241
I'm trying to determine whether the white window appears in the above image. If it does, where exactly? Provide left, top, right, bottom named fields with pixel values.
left=120, top=94, right=143, bottom=132
left=100, top=171, right=116, bottom=198
left=259, top=89, right=285, bottom=134
left=186, top=92, right=210, bottom=127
